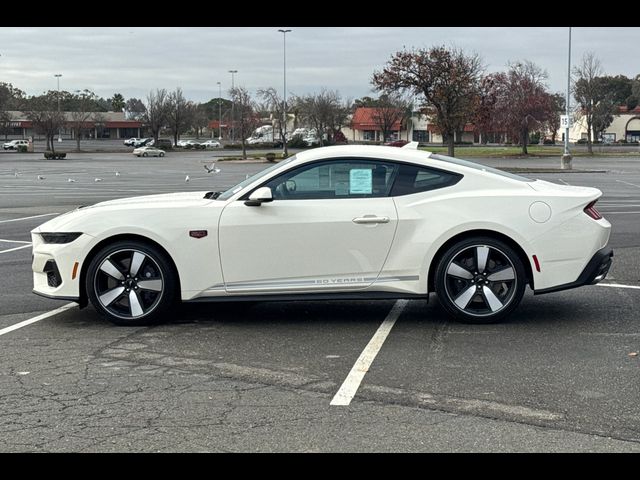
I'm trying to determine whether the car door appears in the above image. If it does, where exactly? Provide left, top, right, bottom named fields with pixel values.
left=218, top=159, right=399, bottom=293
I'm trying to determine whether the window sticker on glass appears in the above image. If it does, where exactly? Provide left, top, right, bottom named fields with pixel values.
left=349, top=169, right=372, bottom=194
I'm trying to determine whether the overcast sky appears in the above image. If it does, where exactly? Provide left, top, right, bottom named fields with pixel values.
left=1, top=27, right=638, bottom=104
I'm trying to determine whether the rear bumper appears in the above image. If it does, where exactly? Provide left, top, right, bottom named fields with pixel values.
left=534, top=247, right=613, bottom=295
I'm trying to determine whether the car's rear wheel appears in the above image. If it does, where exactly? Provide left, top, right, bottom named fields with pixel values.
left=143, top=152, right=148, bottom=157
left=159, top=152, right=165, bottom=157
left=434, top=237, right=526, bottom=324
left=86, top=241, right=177, bottom=326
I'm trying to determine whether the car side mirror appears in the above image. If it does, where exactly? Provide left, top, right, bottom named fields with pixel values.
left=245, top=187, right=273, bottom=206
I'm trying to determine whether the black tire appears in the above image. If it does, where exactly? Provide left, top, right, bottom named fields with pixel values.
left=143, top=152, right=148, bottom=157
left=85, top=240, right=177, bottom=326
left=434, top=236, right=526, bottom=324
left=159, top=152, right=165, bottom=157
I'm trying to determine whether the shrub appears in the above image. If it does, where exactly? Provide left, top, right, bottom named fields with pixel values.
left=576, top=138, right=587, bottom=144
left=265, top=152, right=276, bottom=162
left=17, top=145, right=28, bottom=153
left=543, top=138, right=555, bottom=145
left=44, top=152, right=66, bottom=159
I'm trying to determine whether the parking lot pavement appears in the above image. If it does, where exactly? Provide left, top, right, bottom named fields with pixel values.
left=2, top=152, right=640, bottom=452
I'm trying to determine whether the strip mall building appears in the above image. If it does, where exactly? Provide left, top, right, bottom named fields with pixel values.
left=2, top=111, right=143, bottom=140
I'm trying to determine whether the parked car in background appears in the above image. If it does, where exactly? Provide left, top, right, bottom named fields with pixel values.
left=133, top=146, right=166, bottom=157
left=124, top=138, right=141, bottom=146
left=132, top=138, right=152, bottom=148
left=201, top=140, right=221, bottom=149
left=3, top=139, right=29, bottom=150
left=177, top=140, right=200, bottom=148
left=153, top=139, right=173, bottom=150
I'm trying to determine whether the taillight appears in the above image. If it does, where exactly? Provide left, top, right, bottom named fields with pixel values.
left=584, top=201, right=602, bottom=220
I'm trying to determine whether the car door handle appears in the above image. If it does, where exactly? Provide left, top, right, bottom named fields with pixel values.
left=352, top=215, right=390, bottom=224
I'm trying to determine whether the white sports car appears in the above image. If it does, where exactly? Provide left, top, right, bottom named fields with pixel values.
left=31, top=144, right=613, bottom=325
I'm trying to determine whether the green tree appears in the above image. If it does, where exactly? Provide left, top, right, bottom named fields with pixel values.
left=110, top=93, right=126, bottom=111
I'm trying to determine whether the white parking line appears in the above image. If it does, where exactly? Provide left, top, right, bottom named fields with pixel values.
left=0, top=213, right=59, bottom=224
left=597, top=283, right=640, bottom=290
left=0, top=239, right=32, bottom=244
left=0, top=303, right=76, bottom=337
left=616, top=180, right=640, bottom=189
left=0, top=244, right=31, bottom=254
left=330, top=299, right=407, bottom=406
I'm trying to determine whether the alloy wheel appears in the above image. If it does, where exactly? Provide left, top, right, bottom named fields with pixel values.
left=443, top=244, right=518, bottom=317
left=94, top=249, right=165, bottom=320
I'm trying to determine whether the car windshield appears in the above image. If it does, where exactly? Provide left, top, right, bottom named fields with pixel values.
left=216, top=156, right=296, bottom=201
left=430, top=153, right=532, bottom=182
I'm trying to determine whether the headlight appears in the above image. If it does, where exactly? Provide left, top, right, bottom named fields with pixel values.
left=39, top=232, right=83, bottom=244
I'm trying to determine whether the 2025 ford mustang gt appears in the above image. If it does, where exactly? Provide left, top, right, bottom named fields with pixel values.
left=31, top=144, right=613, bottom=325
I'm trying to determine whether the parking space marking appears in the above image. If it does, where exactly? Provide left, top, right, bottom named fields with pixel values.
left=0, top=303, right=76, bottom=337
left=0, top=239, right=31, bottom=244
left=330, top=299, right=407, bottom=406
left=0, top=244, right=31, bottom=254
left=616, top=180, right=640, bottom=189
left=597, top=283, right=640, bottom=290
left=0, top=213, right=59, bottom=224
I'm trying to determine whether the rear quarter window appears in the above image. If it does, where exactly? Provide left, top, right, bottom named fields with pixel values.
left=390, top=164, right=462, bottom=196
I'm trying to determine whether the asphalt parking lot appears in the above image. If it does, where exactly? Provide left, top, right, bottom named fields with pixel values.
left=1, top=149, right=640, bottom=452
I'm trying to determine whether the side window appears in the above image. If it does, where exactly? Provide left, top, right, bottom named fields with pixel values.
left=390, top=164, right=462, bottom=196
left=263, top=160, right=398, bottom=200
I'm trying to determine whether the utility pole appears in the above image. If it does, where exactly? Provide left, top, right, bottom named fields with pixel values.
left=55, top=74, right=63, bottom=142
left=217, top=81, right=222, bottom=141
left=561, top=27, right=572, bottom=169
left=278, top=29, right=291, bottom=157
left=228, top=70, right=237, bottom=142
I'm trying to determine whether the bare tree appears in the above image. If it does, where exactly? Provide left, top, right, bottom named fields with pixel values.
left=0, top=111, right=12, bottom=141
left=257, top=87, right=287, bottom=154
left=491, top=61, right=555, bottom=154
left=144, top=89, right=170, bottom=142
left=295, top=89, right=349, bottom=145
left=230, top=86, right=259, bottom=159
left=573, top=52, right=614, bottom=154
left=167, top=88, right=194, bottom=146
left=372, top=46, right=483, bottom=156
left=370, top=93, right=410, bottom=142
left=27, top=93, right=65, bottom=154
left=69, top=89, right=98, bottom=151
left=191, top=104, right=209, bottom=139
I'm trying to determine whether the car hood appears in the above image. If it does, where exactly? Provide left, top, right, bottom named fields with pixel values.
left=33, top=191, right=220, bottom=233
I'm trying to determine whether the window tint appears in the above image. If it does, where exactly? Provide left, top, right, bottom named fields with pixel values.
left=390, top=164, right=462, bottom=196
left=263, top=160, right=398, bottom=200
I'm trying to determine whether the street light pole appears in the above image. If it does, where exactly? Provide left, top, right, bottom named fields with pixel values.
left=54, top=74, right=62, bottom=142
left=217, top=81, right=222, bottom=141
left=228, top=70, right=237, bottom=142
left=278, top=29, right=291, bottom=157
left=562, top=27, right=572, bottom=169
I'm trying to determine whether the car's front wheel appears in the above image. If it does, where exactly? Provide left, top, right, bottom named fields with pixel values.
left=434, top=237, right=526, bottom=324
left=85, top=241, right=177, bottom=326
left=159, top=152, right=165, bottom=157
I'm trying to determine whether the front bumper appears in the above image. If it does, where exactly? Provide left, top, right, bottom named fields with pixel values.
left=534, top=247, right=613, bottom=295
left=31, top=232, right=94, bottom=300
